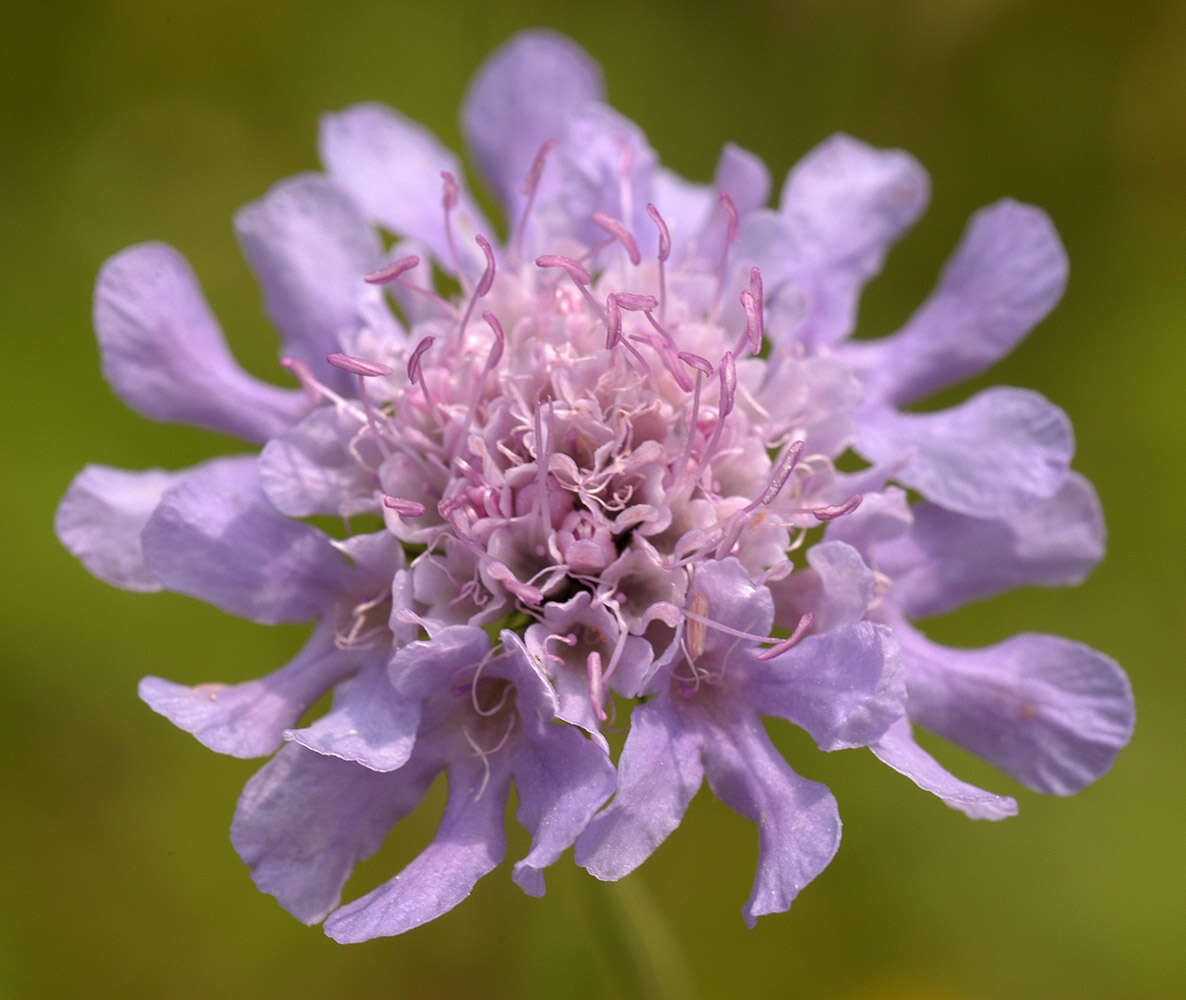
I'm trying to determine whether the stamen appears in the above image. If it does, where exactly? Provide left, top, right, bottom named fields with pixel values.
left=679, top=352, right=714, bottom=377
left=681, top=604, right=802, bottom=658
left=614, top=292, right=658, bottom=312
left=407, top=336, right=434, bottom=385
left=280, top=357, right=324, bottom=404
left=327, top=353, right=393, bottom=378
left=586, top=650, right=608, bottom=723
left=535, top=255, right=607, bottom=323
left=440, top=170, right=470, bottom=295
left=647, top=202, right=672, bottom=262
left=696, top=351, right=737, bottom=485
left=327, top=354, right=392, bottom=456
left=514, top=139, right=558, bottom=258
left=811, top=495, right=863, bottom=521
left=382, top=494, right=426, bottom=518
left=451, top=311, right=505, bottom=453
left=738, top=290, right=761, bottom=356
left=364, top=255, right=420, bottom=285
left=745, top=440, right=805, bottom=513
left=591, top=211, right=641, bottom=265
left=407, top=335, right=440, bottom=421
left=456, top=234, right=496, bottom=343
left=714, top=192, right=740, bottom=309
left=535, top=254, right=591, bottom=285
left=487, top=561, right=544, bottom=605
left=754, top=612, right=814, bottom=660
left=481, top=311, right=505, bottom=371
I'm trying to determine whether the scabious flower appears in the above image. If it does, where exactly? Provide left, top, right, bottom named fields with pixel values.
left=56, top=29, right=1133, bottom=938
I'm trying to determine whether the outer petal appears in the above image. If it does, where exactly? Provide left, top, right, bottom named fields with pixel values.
left=258, top=405, right=377, bottom=517
left=324, top=753, right=511, bottom=942
left=855, top=387, right=1073, bottom=519
left=141, top=456, right=350, bottom=623
left=55, top=464, right=181, bottom=591
left=743, top=622, right=904, bottom=751
left=285, top=659, right=419, bottom=772
left=877, top=473, right=1105, bottom=618
left=898, top=621, right=1134, bottom=795
left=319, top=103, right=491, bottom=281
left=138, top=619, right=355, bottom=757
left=843, top=200, right=1067, bottom=407
left=699, top=708, right=841, bottom=927
left=231, top=743, right=440, bottom=924
left=575, top=695, right=705, bottom=881
left=510, top=714, right=617, bottom=897
left=94, top=243, right=308, bottom=441
left=461, top=29, right=604, bottom=213
left=234, top=174, right=385, bottom=388
left=778, top=134, right=929, bottom=347
left=870, top=717, right=1017, bottom=820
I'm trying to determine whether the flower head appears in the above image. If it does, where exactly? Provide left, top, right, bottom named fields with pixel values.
left=56, top=29, right=1133, bottom=938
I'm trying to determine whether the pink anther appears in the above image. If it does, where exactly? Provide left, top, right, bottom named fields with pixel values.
left=679, top=351, right=714, bottom=377
left=407, top=336, right=435, bottom=385
left=592, top=211, right=641, bottom=265
left=755, top=612, right=814, bottom=660
left=812, top=495, right=863, bottom=522
left=719, top=192, right=739, bottom=245
left=613, top=292, right=658, bottom=312
left=481, top=311, right=505, bottom=370
left=535, top=254, right=592, bottom=286
left=646, top=203, right=671, bottom=262
left=522, top=139, right=559, bottom=197
left=327, top=353, right=393, bottom=378
left=718, top=351, right=737, bottom=416
left=382, top=494, right=426, bottom=518
left=474, top=235, right=496, bottom=297
left=440, top=170, right=460, bottom=211
left=364, top=255, right=420, bottom=285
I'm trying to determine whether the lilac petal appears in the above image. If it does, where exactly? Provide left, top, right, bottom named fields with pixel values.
left=286, top=660, right=419, bottom=772
left=55, top=464, right=181, bottom=592
left=258, top=405, right=377, bottom=517
left=855, top=387, right=1073, bottom=519
left=805, top=540, right=876, bottom=632
left=319, top=103, right=492, bottom=280
left=844, top=200, right=1067, bottom=407
left=141, top=456, right=350, bottom=623
left=898, top=621, right=1134, bottom=795
left=716, top=143, right=771, bottom=216
left=94, top=243, right=308, bottom=442
left=651, top=167, right=714, bottom=259
left=461, top=29, right=604, bottom=213
left=878, top=472, right=1105, bottom=619
left=234, top=174, right=384, bottom=390
left=232, top=743, right=440, bottom=924
left=778, top=134, right=929, bottom=347
left=870, top=717, right=1017, bottom=820
left=744, top=622, right=905, bottom=751
left=575, top=695, right=704, bottom=881
left=324, top=754, right=511, bottom=942
left=139, top=619, right=354, bottom=757
left=510, top=715, right=617, bottom=897
left=390, top=626, right=492, bottom=702
left=699, top=709, right=841, bottom=927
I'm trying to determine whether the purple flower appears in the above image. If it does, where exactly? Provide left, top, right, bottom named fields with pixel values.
left=56, top=29, right=1132, bottom=937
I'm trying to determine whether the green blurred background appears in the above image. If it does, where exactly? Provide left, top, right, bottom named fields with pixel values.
left=6, top=0, right=1184, bottom=996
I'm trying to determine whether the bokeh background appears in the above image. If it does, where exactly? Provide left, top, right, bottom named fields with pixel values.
left=6, top=0, right=1184, bottom=996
